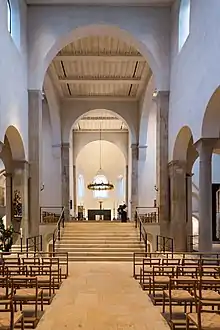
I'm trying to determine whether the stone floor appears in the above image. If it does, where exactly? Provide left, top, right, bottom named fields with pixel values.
left=36, top=262, right=170, bottom=330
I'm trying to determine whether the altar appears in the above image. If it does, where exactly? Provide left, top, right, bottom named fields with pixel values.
left=88, top=209, right=111, bottom=221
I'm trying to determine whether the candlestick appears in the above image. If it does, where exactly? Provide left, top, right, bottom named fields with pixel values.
left=20, top=228, right=23, bottom=238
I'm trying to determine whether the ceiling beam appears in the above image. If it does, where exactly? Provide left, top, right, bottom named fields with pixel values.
left=54, top=55, right=145, bottom=62
left=81, top=116, right=119, bottom=120
left=63, top=96, right=138, bottom=101
left=59, top=77, right=141, bottom=84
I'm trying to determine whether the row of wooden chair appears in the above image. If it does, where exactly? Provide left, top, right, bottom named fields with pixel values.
left=0, top=254, right=69, bottom=329
left=133, top=253, right=220, bottom=330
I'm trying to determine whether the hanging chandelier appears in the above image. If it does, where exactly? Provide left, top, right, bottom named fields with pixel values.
left=87, top=122, right=114, bottom=191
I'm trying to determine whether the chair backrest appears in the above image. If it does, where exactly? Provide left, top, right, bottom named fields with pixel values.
left=152, top=266, right=176, bottom=277
left=143, top=258, right=161, bottom=267
left=162, top=258, right=180, bottom=266
left=5, top=265, right=28, bottom=276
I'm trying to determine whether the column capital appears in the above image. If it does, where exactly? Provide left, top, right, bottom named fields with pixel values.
left=61, top=143, right=70, bottom=149
left=28, top=89, right=44, bottom=100
left=13, top=160, right=29, bottom=170
left=153, top=90, right=170, bottom=103
left=194, top=138, right=217, bottom=162
left=5, top=173, right=12, bottom=178
left=168, top=160, right=186, bottom=176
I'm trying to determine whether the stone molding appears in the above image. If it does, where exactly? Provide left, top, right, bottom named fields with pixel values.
left=168, top=160, right=186, bottom=176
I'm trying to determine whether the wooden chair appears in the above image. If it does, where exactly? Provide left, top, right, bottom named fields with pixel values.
left=29, top=265, right=55, bottom=303
left=0, top=300, right=24, bottom=330
left=41, top=258, right=62, bottom=288
left=139, top=258, right=161, bottom=290
left=186, top=278, right=220, bottom=329
left=11, top=277, right=43, bottom=328
left=149, top=266, right=176, bottom=304
left=163, top=278, right=196, bottom=330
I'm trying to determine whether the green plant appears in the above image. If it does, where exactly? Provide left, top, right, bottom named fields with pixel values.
left=0, top=218, right=14, bottom=252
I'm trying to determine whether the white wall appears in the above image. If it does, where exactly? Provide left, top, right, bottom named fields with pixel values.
left=61, top=100, right=138, bottom=144
left=41, top=101, right=62, bottom=208
left=76, top=140, right=125, bottom=218
left=27, top=5, right=170, bottom=91
left=169, top=0, right=220, bottom=159
left=73, top=131, right=128, bottom=163
left=0, top=0, right=28, bottom=156
left=138, top=103, right=157, bottom=206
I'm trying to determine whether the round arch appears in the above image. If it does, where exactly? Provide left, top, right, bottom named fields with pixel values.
left=202, top=86, right=220, bottom=138
left=173, top=126, right=194, bottom=162
left=4, top=126, right=25, bottom=161
left=30, top=23, right=167, bottom=91
left=69, top=108, right=135, bottom=148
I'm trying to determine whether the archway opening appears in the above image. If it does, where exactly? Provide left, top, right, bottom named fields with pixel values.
left=0, top=126, right=26, bottom=244
left=75, top=140, right=126, bottom=220
left=70, top=109, right=128, bottom=220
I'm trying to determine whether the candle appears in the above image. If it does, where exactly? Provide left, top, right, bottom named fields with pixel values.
left=20, top=228, right=23, bottom=238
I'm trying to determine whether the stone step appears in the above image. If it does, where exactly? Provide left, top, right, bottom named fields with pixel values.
left=56, top=250, right=138, bottom=257
left=62, top=233, right=138, bottom=237
left=66, top=256, right=134, bottom=262
left=65, top=220, right=135, bottom=227
left=60, top=238, right=139, bottom=243
left=56, top=243, right=144, bottom=248
left=55, top=247, right=144, bottom=252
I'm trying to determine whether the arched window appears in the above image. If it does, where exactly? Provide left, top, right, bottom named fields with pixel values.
left=93, top=174, right=108, bottom=199
left=178, top=0, right=191, bottom=51
left=7, top=0, right=12, bottom=34
left=77, top=174, right=84, bottom=200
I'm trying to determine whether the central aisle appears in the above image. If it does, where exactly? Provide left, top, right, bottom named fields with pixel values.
left=37, top=263, right=169, bottom=330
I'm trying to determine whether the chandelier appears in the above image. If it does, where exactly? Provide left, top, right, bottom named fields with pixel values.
left=87, top=122, right=114, bottom=191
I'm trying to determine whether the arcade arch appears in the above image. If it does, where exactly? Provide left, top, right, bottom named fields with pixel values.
left=75, top=140, right=126, bottom=219
left=0, top=126, right=28, bottom=240
left=69, top=109, right=131, bottom=219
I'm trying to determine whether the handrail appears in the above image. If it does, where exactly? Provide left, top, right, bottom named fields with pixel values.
left=156, top=235, right=174, bottom=253
left=52, top=206, right=65, bottom=253
left=135, top=206, right=159, bottom=224
left=135, top=208, right=149, bottom=252
left=26, top=235, right=43, bottom=252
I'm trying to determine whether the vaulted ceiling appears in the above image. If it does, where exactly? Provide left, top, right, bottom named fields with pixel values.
left=27, top=0, right=173, bottom=5
left=73, top=110, right=128, bottom=131
left=47, top=35, right=151, bottom=101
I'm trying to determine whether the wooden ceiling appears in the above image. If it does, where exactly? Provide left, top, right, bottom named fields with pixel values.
left=47, top=35, right=151, bottom=101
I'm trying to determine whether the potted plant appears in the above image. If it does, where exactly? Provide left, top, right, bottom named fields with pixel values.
left=0, top=218, right=14, bottom=252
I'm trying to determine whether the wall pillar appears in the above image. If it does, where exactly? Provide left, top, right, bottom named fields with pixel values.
left=125, top=165, right=128, bottom=206
left=196, top=139, right=215, bottom=252
left=13, top=161, right=29, bottom=240
left=155, top=91, right=169, bottom=236
left=168, top=160, right=187, bottom=251
left=28, top=90, right=42, bottom=236
left=131, top=144, right=138, bottom=219
left=73, top=164, right=77, bottom=216
left=5, top=173, right=12, bottom=227
left=61, top=143, right=70, bottom=220
left=186, top=173, right=193, bottom=248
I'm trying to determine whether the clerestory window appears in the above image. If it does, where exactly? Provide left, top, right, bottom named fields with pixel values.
left=178, top=0, right=191, bottom=51
left=7, top=0, right=12, bottom=34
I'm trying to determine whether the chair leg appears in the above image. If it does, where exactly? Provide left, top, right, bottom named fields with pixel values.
left=21, top=314, right=24, bottom=330
left=41, top=291, right=44, bottom=311
left=162, top=291, right=165, bottom=314
left=186, top=316, right=189, bottom=330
